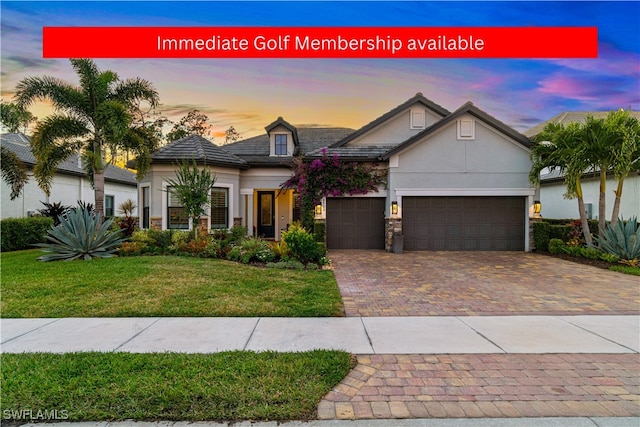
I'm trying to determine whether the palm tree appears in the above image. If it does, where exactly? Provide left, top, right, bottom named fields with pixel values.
left=530, top=122, right=594, bottom=247
left=14, top=59, right=159, bottom=218
left=607, top=110, right=640, bottom=227
left=1, top=145, right=29, bottom=200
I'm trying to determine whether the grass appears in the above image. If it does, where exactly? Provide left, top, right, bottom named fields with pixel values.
left=609, top=265, right=640, bottom=276
left=1, top=351, right=353, bottom=422
left=0, top=250, right=344, bottom=318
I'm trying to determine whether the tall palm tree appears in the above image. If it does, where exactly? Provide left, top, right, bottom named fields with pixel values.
left=530, top=121, right=594, bottom=247
left=606, top=110, right=640, bottom=227
left=14, top=59, right=159, bottom=218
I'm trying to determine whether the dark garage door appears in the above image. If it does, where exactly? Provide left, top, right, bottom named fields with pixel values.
left=403, top=196, right=525, bottom=251
left=326, top=198, right=386, bottom=249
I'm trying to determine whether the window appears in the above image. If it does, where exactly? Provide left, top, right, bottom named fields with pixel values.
left=105, top=195, right=115, bottom=217
left=457, top=119, right=475, bottom=140
left=167, top=187, right=189, bottom=229
left=274, top=134, right=287, bottom=156
left=142, top=186, right=150, bottom=229
left=210, top=187, right=229, bottom=229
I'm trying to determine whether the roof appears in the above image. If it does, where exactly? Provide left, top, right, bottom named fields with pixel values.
left=0, top=133, right=137, bottom=186
left=331, top=92, right=450, bottom=148
left=148, top=134, right=248, bottom=169
left=524, top=110, right=640, bottom=137
left=382, top=102, right=532, bottom=160
left=224, top=127, right=355, bottom=166
left=265, top=117, right=299, bottom=146
left=305, top=146, right=390, bottom=161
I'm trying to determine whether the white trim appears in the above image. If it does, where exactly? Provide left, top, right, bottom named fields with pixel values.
left=161, top=181, right=168, bottom=230
left=410, top=108, right=426, bottom=129
left=240, top=188, right=254, bottom=195
left=139, top=183, right=151, bottom=229
left=326, top=189, right=387, bottom=198
left=394, top=188, right=535, bottom=197
left=457, top=119, right=475, bottom=140
left=210, top=183, right=234, bottom=229
left=389, top=154, right=399, bottom=168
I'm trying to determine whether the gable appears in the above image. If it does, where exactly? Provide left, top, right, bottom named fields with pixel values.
left=332, top=93, right=449, bottom=148
left=345, top=107, right=444, bottom=147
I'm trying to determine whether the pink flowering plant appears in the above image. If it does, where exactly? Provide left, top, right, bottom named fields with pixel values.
left=282, top=148, right=387, bottom=229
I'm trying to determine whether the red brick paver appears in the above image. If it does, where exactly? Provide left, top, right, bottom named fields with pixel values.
left=319, top=354, right=640, bottom=419
left=331, top=251, right=640, bottom=317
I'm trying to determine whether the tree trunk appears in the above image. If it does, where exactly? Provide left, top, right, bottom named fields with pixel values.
left=598, top=169, right=607, bottom=236
left=610, top=178, right=625, bottom=227
left=576, top=180, right=594, bottom=247
left=93, top=169, right=105, bottom=225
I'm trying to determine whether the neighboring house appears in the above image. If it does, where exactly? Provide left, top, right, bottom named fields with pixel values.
left=136, top=93, right=536, bottom=251
left=525, top=111, right=640, bottom=221
left=1, top=133, right=138, bottom=219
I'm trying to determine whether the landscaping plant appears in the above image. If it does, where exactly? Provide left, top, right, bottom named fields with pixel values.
left=227, top=237, right=275, bottom=264
left=596, top=216, right=640, bottom=267
left=38, top=201, right=71, bottom=226
left=0, top=216, right=53, bottom=252
left=36, top=206, right=125, bottom=261
left=282, top=222, right=327, bottom=265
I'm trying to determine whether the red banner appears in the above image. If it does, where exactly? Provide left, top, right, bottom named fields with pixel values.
left=43, top=26, right=598, bottom=59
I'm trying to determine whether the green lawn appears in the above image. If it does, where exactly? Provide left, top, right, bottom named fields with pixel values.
left=1, top=351, right=353, bottom=422
left=0, top=250, right=344, bottom=318
left=610, top=265, right=640, bottom=276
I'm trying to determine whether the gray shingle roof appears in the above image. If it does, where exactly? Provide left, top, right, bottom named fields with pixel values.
left=149, top=134, right=248, bottom=169
left=224, top=126, right=355, bottom=166
left=305, top=146, right=390, bottom=160
left=524, top=111, right=640, bottom=137
left=0, top=133, right=137, bottom=186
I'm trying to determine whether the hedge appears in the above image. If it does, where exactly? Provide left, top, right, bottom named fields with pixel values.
left=533, top=218, right=600, bottom=251
left=1, top=217, right=54, bottom=252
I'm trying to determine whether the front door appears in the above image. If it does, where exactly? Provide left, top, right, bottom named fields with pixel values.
left=257, top=191, right=275, bottom=238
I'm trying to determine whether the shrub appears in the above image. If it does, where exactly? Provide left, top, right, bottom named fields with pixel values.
left=548, top=238, right=565, bottom=254
left=38, top=201, right=71, bottom=226
left=0, top=217, right=54, bottom=252
left=282, top=222, right=326, bottom=264
left=266, top=260, right=305, bottom=270
left=532, top=221, right=549, bottom=251
left=270, top=240, right=291, bottom=260
left=36, top=207, right=125, bottom=261
left=227, top=237, right=275, bottom=264
left=228, top=225, right=248, bottom=245
left=596, top=217, right=640, bottom=264
left=313, top=222, right=326, bottom=242
left=117, top=216, right=138, bottom=238
left=548, top=224, right=572, bottom=242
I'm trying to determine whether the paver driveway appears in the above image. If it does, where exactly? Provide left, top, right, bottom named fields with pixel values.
left=331, top=250, right=640, bottom=317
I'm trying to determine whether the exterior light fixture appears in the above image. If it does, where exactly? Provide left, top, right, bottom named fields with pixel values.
left=315, top=204, right=323, bottom=215
left=532, top=200, right=541, bottom=215
left=391, top=201, right=399, bottom=215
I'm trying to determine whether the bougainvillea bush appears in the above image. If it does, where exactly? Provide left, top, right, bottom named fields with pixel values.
left=282, top=149, right=387, bottom=229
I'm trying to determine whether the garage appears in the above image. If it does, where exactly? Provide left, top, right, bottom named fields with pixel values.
left=402, top=196, right=525, bottom=251
left=326, top=197, right=386, bottom=249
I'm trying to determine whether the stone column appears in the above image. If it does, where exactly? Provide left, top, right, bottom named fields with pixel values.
left=385, top=217, right=403, bottom=252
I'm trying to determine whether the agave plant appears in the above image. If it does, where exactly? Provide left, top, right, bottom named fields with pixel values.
left=596, top=216, right=640, bottom=265
left=36, top=206, right=125, bottom=261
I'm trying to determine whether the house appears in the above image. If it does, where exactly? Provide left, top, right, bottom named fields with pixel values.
left=136, top=93, right=536, bottom=251
left=0, top=133, right=138, bottom=219
left=525, top=111, right=640, bottom=221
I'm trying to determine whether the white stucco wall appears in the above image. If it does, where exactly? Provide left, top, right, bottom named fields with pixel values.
left=389, top=115, right=533, bottom=192
left=1, top=173, right=137, bottom=219
left=540, top=174, right=640, bottom=220
left=138, top=164, right=241, bottom=230
left=348, top=108, right=442, bottom=146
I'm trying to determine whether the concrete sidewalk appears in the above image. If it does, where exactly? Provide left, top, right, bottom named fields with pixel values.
left=1, top=315, right=638, bottom=354
left=13, top=417, right=640, bottom=427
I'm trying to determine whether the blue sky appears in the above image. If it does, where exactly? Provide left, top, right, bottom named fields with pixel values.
left=1, top=1, right=638, bottom=138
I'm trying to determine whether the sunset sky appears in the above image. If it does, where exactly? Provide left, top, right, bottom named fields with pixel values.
left=1, top=1, right=638, bottom=140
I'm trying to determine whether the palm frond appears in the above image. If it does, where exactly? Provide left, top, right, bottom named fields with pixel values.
left=14, top=76, right=86, bottom=117
left=0, top=146, right=29, bottom=200
left=113, top=78, right=160, bottom=108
